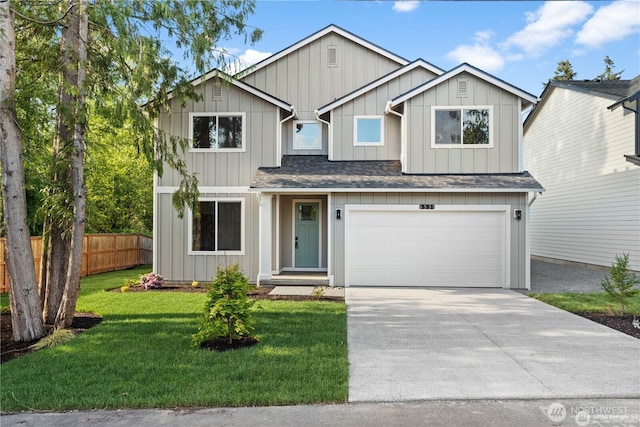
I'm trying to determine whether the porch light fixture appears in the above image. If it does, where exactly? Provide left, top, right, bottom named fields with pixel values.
left=336, top=209, right=341, bottom=220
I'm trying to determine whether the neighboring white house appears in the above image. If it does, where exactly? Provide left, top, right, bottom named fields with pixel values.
left=523, top=77, right=640, bottom=271
left=154, top=25, right=543, bottom=289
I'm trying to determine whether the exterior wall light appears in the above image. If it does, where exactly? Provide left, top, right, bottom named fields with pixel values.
left=336, top=209, right=341, bottom=220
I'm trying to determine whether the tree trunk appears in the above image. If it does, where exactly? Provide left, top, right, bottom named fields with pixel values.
left=0, top=2, right=46, bottom=341
left=56, top=0, right=88, bottom=328
left=41, top=0, right=77, bottom=325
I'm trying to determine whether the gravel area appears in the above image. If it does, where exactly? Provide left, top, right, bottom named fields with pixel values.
left=528, top=259, right=610, bottom=293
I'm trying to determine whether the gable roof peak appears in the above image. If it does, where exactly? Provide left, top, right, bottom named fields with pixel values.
left=391, top=62, right=538, bottom=108
left=239, top=24, right=410, bottom=80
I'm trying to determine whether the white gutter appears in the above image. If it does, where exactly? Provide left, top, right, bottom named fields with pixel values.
left=528, top=191, right=542, bottom=207
left=385, top=101, right=406, bottom=172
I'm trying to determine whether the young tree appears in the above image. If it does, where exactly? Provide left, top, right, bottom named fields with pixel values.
left=4, top=0, right=262, bottom=333
left=601, top=253, right=639, bottom=315
left=0, top=1, right=46, bottom=341
left=552, top=60, right=576, bottom=81
left=597, top=56, right=624, bottom=81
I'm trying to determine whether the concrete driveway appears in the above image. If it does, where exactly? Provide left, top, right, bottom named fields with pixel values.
left=346, top=288, right=640, bottom=402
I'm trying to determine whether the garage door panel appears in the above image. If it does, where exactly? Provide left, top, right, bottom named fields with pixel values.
left=347, top=208, right=507, bottom=287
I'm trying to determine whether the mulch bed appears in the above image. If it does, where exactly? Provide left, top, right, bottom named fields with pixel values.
left=575, top=312, right=640, bottom=339
left=1, top=312, right=102, bottom=364
left=200, top=336, right=260, bottom=352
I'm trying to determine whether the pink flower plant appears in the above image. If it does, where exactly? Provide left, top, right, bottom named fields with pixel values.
left=140, top=272, right=164, bottom=290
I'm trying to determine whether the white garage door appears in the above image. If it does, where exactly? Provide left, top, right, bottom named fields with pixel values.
left=346, top=206, right=509, bottom=287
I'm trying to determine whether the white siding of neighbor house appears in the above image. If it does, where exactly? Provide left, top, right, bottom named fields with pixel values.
left=524, top=87, right=640, bottom=271
left=404, top=73, right=520, bottom=174
left=330, top=192, right=529, bottom=288
left=156, top=79, right=281, bottom=188
left=331, top=67, right=437, bottom=161
left=241, top=32, right=403, bottom=122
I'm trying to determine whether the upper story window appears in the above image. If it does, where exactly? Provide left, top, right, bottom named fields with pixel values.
left=190, top=198, right=244, bottom=255
left=432, top=106, right=492, bottom=147
left=189, top=112, right=246, bottom=152
left=354, top=116, right=384, bottom=146
left=293, top=120, right=322, bottom=150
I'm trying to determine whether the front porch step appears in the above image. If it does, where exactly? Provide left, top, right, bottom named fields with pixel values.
left=260, top=273, right=330, bottom=287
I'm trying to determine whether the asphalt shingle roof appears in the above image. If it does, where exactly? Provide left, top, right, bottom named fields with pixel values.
left=251, top=156, right=544, bottom=191
left=551, top=75, right=640, bottom=99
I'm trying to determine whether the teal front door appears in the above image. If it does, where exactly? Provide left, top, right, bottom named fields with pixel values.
left=295, top=202, right=319, bottom=268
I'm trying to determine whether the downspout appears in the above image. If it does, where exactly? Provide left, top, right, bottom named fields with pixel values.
left=528, top=191, right=541, bottom=207
left=315, top=110, right=332, bottom=160
left=385, top=101, right=405, bottom=172
left=278, top=107, right=297, bottom=167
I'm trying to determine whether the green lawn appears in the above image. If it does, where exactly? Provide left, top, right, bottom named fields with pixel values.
left=529, top=292, right=640, bottom=315
left=0, top=267, right=348, bottom=412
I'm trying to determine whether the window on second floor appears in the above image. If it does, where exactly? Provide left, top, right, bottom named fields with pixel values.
left=190, top=112, right=246, bottom=151
left=432, top=106, right=492, bottom=147
left=293, top=121, right=322, bottom=150
left=354, top=116, right=384, bottom=146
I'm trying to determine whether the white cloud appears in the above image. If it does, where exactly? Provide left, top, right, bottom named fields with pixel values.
left=392, top=1, right=419, bottom=13
left=221, top=48, right=272, bottom=75
left=446, top=31, right=505, bottom=72
left=576, top=0, right=640, bottom=48
left=503, top=1, right=593, bottom=57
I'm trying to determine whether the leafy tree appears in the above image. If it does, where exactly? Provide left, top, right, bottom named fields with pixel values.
left=596, top=55, right=624, bottom=81
left=552, top=60, right=576, bottom=81
left=601, top=253, right=640, bottom=315
left=2, top=0, right=262, bottom=337
left=84, top=113, right=153, bottom=234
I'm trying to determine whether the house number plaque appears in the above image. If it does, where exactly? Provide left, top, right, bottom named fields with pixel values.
left=419, top=204, right=435, bottom=210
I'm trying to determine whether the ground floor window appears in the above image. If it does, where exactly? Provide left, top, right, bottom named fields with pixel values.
left=191, top=199, right=243, bottom=253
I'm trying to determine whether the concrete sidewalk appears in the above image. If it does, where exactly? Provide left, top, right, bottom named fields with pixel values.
left=346, top=287, right=640, bottom=402
left=3, top=399, right=640, bottom=426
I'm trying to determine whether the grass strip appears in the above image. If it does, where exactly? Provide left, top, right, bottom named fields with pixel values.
left=529, top=292, right=640, bottom=315
left=1, top=267, right=347, bottom=412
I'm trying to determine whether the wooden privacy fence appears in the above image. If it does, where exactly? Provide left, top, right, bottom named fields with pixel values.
left=0, top=234, right=153, bottom=293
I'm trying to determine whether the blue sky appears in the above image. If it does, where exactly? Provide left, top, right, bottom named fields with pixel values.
left=214, top=0, right=639, bottom=97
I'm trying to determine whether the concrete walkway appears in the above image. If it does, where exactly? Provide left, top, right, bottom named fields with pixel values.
left=346, top=287, right=640, bottom=402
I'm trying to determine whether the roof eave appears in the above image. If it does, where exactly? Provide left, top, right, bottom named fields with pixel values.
left=249, top=187, right=544, bottom=193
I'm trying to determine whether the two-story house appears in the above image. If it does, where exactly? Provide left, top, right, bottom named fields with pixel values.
left=154, top=25, right=542, bottom=289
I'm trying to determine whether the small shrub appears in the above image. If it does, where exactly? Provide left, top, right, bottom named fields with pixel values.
left=192, top=263, right=255, bottom=347
left=30, top=328, right=74, bottom=350
left=0, top=305, right=10, bottom=315
left=120, top=286, right=130, bottom=293
left=312, top=286, right=325, bottom=299
left=191, top=280, right=199, bottom=288
left=140, top=272, right=164, bottom=290
left=601, top=253, right=640, bottom=315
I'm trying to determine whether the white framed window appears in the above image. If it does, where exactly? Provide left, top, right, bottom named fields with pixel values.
left=432, top=106, right=492, bottom=148
left=293, top=120, right=322, bottom=150
left=189, top=112, right=246, bottom=152
left=189, top=198, right=244, bottom=255
left=354, top=115, right=384, bottom=146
